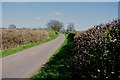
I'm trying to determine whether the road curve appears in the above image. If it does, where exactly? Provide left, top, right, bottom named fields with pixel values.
left=2, top=34, right=65, bottom=78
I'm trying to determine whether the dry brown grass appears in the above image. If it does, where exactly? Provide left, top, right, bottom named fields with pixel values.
left=1, top=28, right=49, bottom=50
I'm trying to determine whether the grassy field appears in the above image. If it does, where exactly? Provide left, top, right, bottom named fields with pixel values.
left=0, top=30, right=59, bottom=57
left=32, top=33, right=75, bottom=80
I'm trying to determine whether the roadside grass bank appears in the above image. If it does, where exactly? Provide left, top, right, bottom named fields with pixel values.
left=32, top=33, right=75, bottom=80
left=0, top=31, right=59, bottom=57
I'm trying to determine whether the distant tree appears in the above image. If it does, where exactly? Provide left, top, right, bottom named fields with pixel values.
left=67, top=23, right=75, bottom=31
left=47, top=20, right=64, bottom=32
left=38, top=27, right=43, bottom=30
left=9, top=24, right=16, bottom=28
left=60, top=27, right=65, bottom=32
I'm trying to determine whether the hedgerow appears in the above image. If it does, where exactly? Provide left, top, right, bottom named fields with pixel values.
left=71, top=20, right=120, bottom=79
left=1, top=28, right=49, bottom=50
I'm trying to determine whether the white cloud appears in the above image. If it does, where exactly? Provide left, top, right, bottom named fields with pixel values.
left=35, top=17, right=42, bottom=20
left=53, top=12, right=61, bottom=16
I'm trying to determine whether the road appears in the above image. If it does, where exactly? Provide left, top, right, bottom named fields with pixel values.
left=2, top=34, right=65, bottom=78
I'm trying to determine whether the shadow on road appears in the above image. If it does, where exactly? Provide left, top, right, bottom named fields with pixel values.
left=32, top=33, right=76, bottom=80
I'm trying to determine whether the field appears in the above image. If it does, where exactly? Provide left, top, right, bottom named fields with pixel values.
left=0, top=28, right=58, bottom=57
left=1, top=28, right=49, bottom=50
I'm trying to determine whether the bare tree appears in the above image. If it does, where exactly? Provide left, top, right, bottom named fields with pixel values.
left=67, top=23, right=75, bottom=31
left=47, top=20, right=64, bottom=32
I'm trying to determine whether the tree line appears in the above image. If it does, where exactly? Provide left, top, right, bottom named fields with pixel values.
left=8, top=19, right=75, bottom=32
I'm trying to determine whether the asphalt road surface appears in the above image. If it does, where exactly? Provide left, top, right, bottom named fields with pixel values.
left=2, top=34, right=65, bottom=78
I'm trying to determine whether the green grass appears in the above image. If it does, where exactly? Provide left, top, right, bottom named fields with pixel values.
left=0, top=31, right=59, bottom=57
left=32, top=33, right=75, bottom=80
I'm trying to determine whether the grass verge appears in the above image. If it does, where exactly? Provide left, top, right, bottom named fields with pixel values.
left=32, top=33, right=75, bottom=80
left=0, top=31, right=59, bottom=57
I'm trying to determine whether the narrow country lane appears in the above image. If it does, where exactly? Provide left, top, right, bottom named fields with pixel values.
left=2, top=34, right=65, bottom=78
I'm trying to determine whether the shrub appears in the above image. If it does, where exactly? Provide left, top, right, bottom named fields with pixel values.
left=71, top=20, right=120, bottom=79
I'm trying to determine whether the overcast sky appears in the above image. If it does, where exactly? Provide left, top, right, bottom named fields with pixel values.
left=2, top=2, right=118, bottom=31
